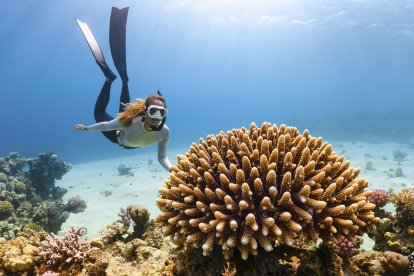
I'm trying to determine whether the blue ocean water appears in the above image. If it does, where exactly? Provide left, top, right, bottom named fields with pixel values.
left=0, top=0, right=413, bottom=164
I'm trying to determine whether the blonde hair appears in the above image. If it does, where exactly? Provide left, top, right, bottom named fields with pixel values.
left=117, top=94, right=166, bottom=127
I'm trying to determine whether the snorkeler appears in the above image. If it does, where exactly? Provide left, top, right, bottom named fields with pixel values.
left=74, top=7, right=173, bottom=172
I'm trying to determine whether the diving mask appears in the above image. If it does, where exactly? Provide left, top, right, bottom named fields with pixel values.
left=146, top=105, right=168, bottom=119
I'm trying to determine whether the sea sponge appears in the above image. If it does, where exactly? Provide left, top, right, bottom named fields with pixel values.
left=0, top=236, right=39, bottom=273
left=381, top=251, right=409, bottom=275
left=390, top=187, right=414, bottom=225
left=0, top=172, right=8, bottom=183
left=0, top=201, right=14, bottom=218
left=156, top=122, right=379, bottom=260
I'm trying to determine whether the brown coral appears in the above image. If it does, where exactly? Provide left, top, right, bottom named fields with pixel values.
left=156, top=122, right=379, bottom=260
left=390, top=187, right=414, bottom=226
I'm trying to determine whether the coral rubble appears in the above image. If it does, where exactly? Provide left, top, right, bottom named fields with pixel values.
left=156, top=122, right=379, bottom=260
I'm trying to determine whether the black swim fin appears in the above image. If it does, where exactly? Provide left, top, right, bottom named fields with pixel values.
left=109, top=7, right=129, bottom=83
left=75, top=18, right=116, bottom=81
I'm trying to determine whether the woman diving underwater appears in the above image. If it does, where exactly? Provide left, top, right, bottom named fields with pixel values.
left=74, top=7, right=173, bottom=172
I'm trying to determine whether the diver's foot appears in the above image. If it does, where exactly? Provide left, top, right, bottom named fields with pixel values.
left=104, top=71, right=117, bottom=82
left=97, top=61, right=117, bottom=82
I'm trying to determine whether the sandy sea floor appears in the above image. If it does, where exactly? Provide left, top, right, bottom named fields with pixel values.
left=57, top=141, right=414, bottom=250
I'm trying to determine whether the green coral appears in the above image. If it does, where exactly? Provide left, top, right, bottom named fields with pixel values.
left=0, top=200, right=14, bottom=218
left=23, top=222, right=43, bottom=232
left=0, top=172, right=8, bottom=183
left=13, top=181, right=26, bottom=194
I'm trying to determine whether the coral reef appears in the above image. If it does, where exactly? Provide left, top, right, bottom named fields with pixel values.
left=0, top=236, right=39, bottom=273
left=0, top=172, right=8, bottom=183
left=118, top=164, right=134, bottom=176
left=141, top=221, right=166, bottom=249
left=392, top=149, right=407, bottom=162
left=365, top=161, right=374, bottom=171
left=36, top=227, right=90, bottom=274
left=127, top=205, right=150, bottom=236
left=0, top=200, right=14, bottom=218
left=348, top=251, right=386, bottom=275
left=157, top=122, right=379, bottom=260
left=390, top=187, right=414, bottom=226
left=395, top=168, right=404, bottom=177
left=334, top=235, right=360, bottom=257
left=165, top=243, right=344, bottom=276
left=0, top=151, right=82, bottom=239
left=349, top=250, right=410, bottom=276
left=13, top=181, right=26, bottom=194
left=0, top=229, right=46, bottom=274
left=27, top=152, right=71, bottom=199
left=66, top=195, right=87, bottom=214
left=368, top=189, right=389, bottom=208
left=381, top=251, right=409, bottom=275
left=101, top=208, right=131, bottom=243
left=0, top=152, right=26, bottom=176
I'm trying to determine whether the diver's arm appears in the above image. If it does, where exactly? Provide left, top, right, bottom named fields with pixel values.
left=157, top=127, right=173, bottom=172
left=85, top=118, right=124, bottom=131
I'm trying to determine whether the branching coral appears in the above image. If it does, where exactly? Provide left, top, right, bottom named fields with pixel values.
left=101, top=208, right=131, bottom=243
left=390, top=187, right=414, bottom=226
left=368, top=189, right=389, bottom=208
left=156, top=122, right=379, bottom=260
left=334, top=235, right=359, bottom=257
left=36, top=226, right=90, bottom=274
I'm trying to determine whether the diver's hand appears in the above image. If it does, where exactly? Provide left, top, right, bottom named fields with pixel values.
left=75, top=124, right=88, bottom=131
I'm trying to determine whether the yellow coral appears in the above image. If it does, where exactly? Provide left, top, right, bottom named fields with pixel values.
left=157, top=122, right=379, bottom=260
left=0, top=236, right=38, bottom=272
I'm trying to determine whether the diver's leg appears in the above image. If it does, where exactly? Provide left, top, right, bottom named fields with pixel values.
left=94, top=81, right=119, bottom=144
left=109, top=7, right=131, bottom=112
left=119, top=82, right=130, bottom=112
left=75, top=19, right=117, bottom=81
left=110, top=7, right=129, bottom=83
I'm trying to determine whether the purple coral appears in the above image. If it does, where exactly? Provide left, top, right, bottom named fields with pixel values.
left=368, top=189, right=389, bottom=208
left=334, top=235, right=358, bottom=257
left=36, top=227, right=90, bottom=272
left=66, top=195, right=87, bottom=214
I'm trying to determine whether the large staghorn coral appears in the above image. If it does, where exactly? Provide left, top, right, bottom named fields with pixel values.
left=156, top=122, right=379, bottom=260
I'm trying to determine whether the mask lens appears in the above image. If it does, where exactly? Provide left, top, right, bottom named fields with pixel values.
left=149, top=108, right=157, bottom=115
